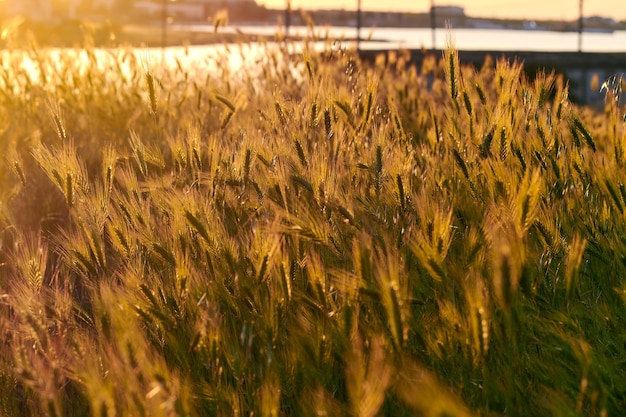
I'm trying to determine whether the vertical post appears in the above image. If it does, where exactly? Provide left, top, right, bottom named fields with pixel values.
left=430, top=0, right=435, bottom=50
left=578, top=0, right=583, bottom=52
left=356, top=0, right=361, bottom=51
left=162, top=0, right=167, bottom=62
left=285, top=0, right=291, bottom=39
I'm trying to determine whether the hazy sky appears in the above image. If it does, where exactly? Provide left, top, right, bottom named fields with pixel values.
left=259, top=0, right=626, bottom=21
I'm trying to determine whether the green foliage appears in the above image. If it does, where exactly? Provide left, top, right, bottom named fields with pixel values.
left=0, top=35, right=625, bottom=417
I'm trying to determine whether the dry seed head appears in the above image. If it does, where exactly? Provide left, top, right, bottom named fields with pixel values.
left=513, top=169, right=542, bottom=236
left=600, top=73, right=624, bottom=103
left=145, top=71, right=157, bottom=116
left=309, top=101, right=318, bottom=128
left=565, top=234, right=587, bottom=298
left=91, top=230, right=107, bottom=270
left=12, top=234, right=50, bottom=293
left=243, top=148, right=252, bottom=183
left=556, top=98, right=564, bottom=120
left=295, top=139, right=308, bottom=168
left=191, top=145, right=202, bottom=173
left=375, top=145, right=383, bottom=175
left=452, top=148, right=470, bottom=179
left=184, top=210, right=210, bottom=243
left=324, top=107, right=332, bottom=138
left=570, top=115, right=596, bottom=152
left=105, top=165, right=113, bottom=196
left=214, top=94, right=236, bottom=112
left=396, top=174, right=406, bottom=211
left=443, top=39, right=459, bottom=101
left=221, top=111, right=234, bottom=129
left=26, top=253, right=44, bottom=293
left=275, top=101, right=287, bottom=126
left=474, top=82, right=487, bottom=106
left=110, top=225, right=131, bottom=256
left=432, top=113, right=441, bottom=143
left=499, top=126, right=509, bottom=161
left=102, top=146, right=117, bottom=197
left=129, top=131, right=148, bottom=176
left=479, top=128, right=494, bottom=159
left=462, top=90, right=472, bottom=117
left=334, top=99, right=355, bottom=127
left=50, top=168, right=64, bottom=191
left=50, top=108, right=67, bottom=141
left=534, top=70, right=555, bottom=109
left=304, top=52, right=314, bottom=81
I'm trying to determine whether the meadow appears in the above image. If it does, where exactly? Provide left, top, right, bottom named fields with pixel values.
left=0, top=32, right=625, bottom=416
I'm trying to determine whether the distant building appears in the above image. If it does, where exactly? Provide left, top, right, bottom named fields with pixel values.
left=133, top=0, right=265, bottom=23
left=431, top=5, right=465, bottom=18
left=582, top=16, right=616, bottom=25
left=133, top=1, right=205, bottom=21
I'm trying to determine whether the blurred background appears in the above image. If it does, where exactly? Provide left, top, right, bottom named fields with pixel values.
left=2, top=0, right=625, bottom=51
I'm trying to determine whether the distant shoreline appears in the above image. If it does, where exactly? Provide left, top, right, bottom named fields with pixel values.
left=2, top=20, right=624, bottom=50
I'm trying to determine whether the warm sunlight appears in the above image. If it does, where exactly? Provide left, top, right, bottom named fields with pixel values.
left=1, top=0, right=624, bottom=51
left=0, top=1, right=624, bottom=415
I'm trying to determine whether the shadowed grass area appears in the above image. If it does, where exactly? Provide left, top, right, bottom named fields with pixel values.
left=0, top=33, right=625, bottom=416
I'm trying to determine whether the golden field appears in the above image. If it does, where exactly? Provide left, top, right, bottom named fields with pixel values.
left=0, top=33, right=625, bottom=416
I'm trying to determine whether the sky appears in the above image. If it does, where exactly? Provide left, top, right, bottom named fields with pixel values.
left=259, top=0, right=626, bottom=22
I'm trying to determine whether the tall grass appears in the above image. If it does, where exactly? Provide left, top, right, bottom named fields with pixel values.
left=0, top=32, right=625, bottom=416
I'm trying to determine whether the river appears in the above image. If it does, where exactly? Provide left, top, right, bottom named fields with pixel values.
left=179, top=24, right=626, bottom=53
left=5, top=25, right=624, bottom=92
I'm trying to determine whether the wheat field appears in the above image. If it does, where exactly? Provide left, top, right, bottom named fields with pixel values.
left=0, top=34, right=625, bottom=416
